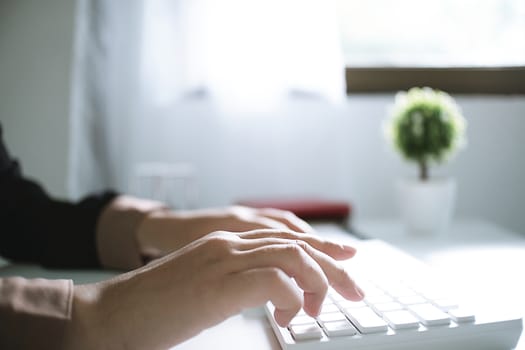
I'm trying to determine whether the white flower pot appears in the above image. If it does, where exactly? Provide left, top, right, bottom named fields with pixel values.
left=397, top=177, right=457, bottom=234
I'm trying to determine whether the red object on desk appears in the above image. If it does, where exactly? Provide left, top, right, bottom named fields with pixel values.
left=237, top=198, right=352, bottom=222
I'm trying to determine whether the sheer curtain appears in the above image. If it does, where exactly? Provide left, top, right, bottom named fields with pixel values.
left=69, top=0, right=346, bottom=201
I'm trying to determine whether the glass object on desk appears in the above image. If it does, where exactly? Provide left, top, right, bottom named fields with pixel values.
left=130, top=162, right=198, bottom=209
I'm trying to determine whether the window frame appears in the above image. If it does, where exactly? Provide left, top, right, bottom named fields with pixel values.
left=345, top=66, right=525, bottom=95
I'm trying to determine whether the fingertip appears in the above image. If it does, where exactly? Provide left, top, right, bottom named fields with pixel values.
left=339, top=283, right=365, bottom=302
left=303, top=292, right=324, bottom=318
left=343, top=246, right=357, bottom=259
left=332, top=269, right=365, bottom=302
left=355, top=285, right=365, bottom=299
left=339, top=242, right=355, bottom=251
left=341, top=244, right=357, bottom=257
left=274, top=309, right=296, bottom=327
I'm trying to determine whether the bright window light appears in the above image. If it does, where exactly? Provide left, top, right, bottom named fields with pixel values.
left=337, top=0, right=525, bottom=67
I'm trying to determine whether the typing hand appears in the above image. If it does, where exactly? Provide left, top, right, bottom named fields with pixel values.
left=67, top=229, right=363, bottom=349
left=137, top=205, right=314, bottom=257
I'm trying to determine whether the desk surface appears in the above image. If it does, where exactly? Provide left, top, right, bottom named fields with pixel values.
left=1, top=220, right=524, bottom=349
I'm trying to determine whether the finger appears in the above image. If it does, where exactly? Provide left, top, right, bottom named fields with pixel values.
left=228, top=243, right=329, bottom=317
left=238, top=229, right=357, bottom=260
left=256, top=208, right=314, bottom=233
left=220, top=267, right=303, bottom=327
left=292, top=240, right=364, bottom=302
left=232, top=236, right=364, bottom=302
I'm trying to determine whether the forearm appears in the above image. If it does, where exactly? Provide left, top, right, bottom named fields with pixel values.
left=63, top=265, right=193, bottom=350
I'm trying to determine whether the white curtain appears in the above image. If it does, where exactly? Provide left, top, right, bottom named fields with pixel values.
left=69, top=0, right=346, bottom=201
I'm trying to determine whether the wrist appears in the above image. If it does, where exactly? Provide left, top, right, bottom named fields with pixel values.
left=97, top=195, right=168, bottom=269
left=63, top=283, right=104, bottom=350
left=136, top=210, right=186, bottom=257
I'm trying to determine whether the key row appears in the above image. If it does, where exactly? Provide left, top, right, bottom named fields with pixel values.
left=288, top=302, right=475, bottom=341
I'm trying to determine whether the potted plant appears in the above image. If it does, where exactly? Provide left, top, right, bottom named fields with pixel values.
left=384, top=87, right=467, bottom=234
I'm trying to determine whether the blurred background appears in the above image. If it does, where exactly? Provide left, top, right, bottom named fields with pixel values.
left=1, top=0, right=524, bottom=234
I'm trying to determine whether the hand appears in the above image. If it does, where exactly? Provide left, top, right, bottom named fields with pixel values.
left=137, top=206, right=314, bottom=257
left=66, top=229, right=363, bottom=350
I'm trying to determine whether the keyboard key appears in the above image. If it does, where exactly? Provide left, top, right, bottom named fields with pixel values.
left=414, top=285, right=449, bottom=300
left=397, top=295, right=427, bottom=305
left=321, top=303, right=341, bottom=314
left=317, top=312, right=348, bottom=325
left=372, top=301, right=404, bottom=313
left=360, top=284, right=386, bottom=297
left=337, top=300, right=367, bottom=309
left=328, top=293, right=345, bottom=303
left=382, top=283, right=417, bottom=298
left=289, top=323, right=323, bottom=341
left=382, top=310, right=420, bottom=329
left=322, top=320, right=358, bottom=337
left=345, top=307, right=389, bottom=333
left=290, top=314, right=317, bottom=326
left=432, top=298, right=459, bottom=311
left=365, top=294, right=395, bottom=304
left=448, top=308, right=476, bottom=323
left=409, top=304, right=451, bottom=326
left=295, top=308, right=308, bottom=317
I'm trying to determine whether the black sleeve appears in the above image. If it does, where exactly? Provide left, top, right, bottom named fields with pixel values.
left=0, top=124, right=118, bottom=268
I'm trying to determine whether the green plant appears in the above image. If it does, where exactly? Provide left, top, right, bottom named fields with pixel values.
left=385, top=87, right=467, bottom=181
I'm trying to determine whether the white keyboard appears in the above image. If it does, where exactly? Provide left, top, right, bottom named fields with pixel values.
left=265, top=239, right=523, bottom=350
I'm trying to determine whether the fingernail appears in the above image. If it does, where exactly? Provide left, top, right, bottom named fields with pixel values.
left=355, top=285, right=365, bottom=299
left=313, top=304, right=322, bottom=317
left=341, top=244, right=356, bottom=253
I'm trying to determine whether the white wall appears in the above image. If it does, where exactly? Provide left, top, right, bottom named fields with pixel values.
left=0, top=0, right=76, bottom=198
left=1, top=1, right=525, bottom=235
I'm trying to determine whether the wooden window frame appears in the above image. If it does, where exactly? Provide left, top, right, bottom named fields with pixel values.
left=345, top=66, right=525, bottom=94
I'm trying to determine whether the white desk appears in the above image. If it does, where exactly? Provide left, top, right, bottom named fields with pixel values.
left=1, top=220, right=523, bottom=349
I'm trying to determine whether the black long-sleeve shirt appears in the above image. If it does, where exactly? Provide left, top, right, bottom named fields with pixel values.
left=0, top=123, right=117, bottom=268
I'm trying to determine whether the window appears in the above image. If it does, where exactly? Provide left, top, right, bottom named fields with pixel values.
left=337, top=0, right=525, bottom=93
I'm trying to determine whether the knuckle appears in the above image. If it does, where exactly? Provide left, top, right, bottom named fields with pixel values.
left=205, top=234, right=235, bottom=255
left=294, top=239, right=310, bottom=252
left=227, top=211, right=242, bottom=221
left=283, top=210, right=298, bottom=221
left=229, top=206, right=252, bottom=219
left=285, top=242, right=304, bottom=258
